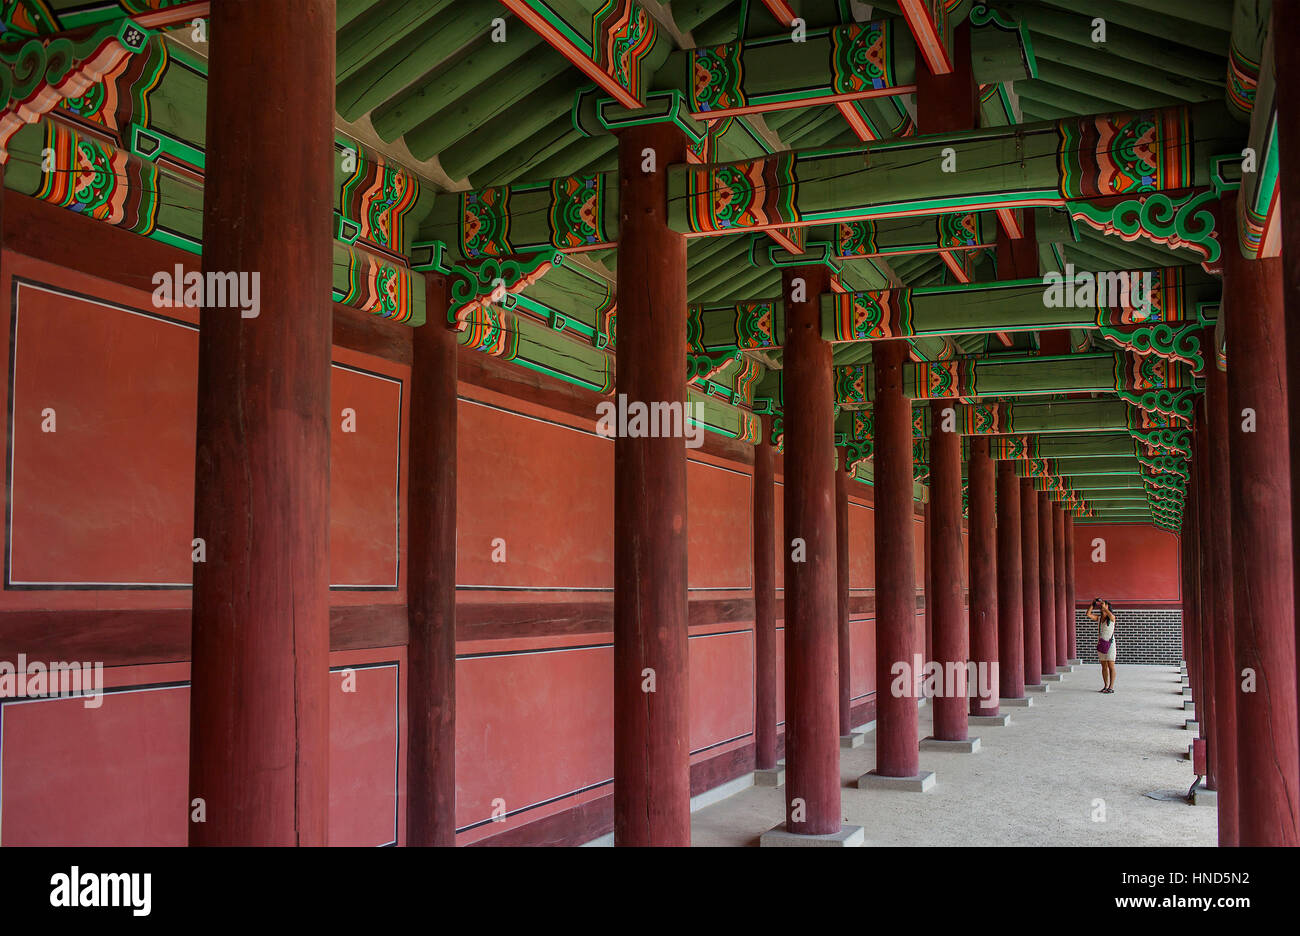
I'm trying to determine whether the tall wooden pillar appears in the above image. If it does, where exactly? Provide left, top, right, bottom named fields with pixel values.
left=781, top=264, right=840, bottom=834
left=407, top=275, right=458, bottom=846
left=1053, top=505, right=1067, bottom=670
left=1194, top=401, right=1217, bottom=785
left=874, top=340, right=920, bottom=777
left=968, top=437, right=997, bottom=715
left=1037, top=493, right=1057, bottom=677
left=754, top=414, right=778, bottom=771
left=997, top=462, right=1025, bottom=698
left=188, top=0, right=335, bottom=846
left=1021, top=480, right=1042, bottom=686
left=930, top=400, right=967, bottom=739
left=613, top=122, right=690, bottom=846
left=1181, top=462, right=1202, bottom=712
left=1064, top=512, right=1077, bottom=662
left=1274, top=2, right=1300, bottom=828
left=1222, top=213, right=1300, bottom=845
left=837, top=462, right=853, bottom=737
left=1205, top=354, right=1237, bottom=843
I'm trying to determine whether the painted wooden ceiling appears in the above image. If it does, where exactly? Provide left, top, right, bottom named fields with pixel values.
left=1, top=0, right=1270, bottom=527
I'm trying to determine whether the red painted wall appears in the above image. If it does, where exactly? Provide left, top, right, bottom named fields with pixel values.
left=1071, top=522, right=1181, bottom=605
left=0, top=245, right=936, bottom=846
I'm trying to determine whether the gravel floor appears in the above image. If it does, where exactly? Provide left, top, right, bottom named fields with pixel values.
left=691, top=663, right=1218, bottom=846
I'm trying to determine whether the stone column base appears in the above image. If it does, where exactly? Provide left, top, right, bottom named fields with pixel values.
left=920, top=736, right=980, bottom=753
left=857, top=769, right=936, bottom=792
left=760, top=823, right=866, bottom=847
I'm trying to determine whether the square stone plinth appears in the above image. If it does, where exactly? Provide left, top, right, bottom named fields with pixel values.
left=858, top=769, right=936, bottom=792
left=1068, top=658, right=1082, bottom=666
left=840, top=732, right=865, bottom=749
left=1025, top=683, right=1051, bottom=694
left=1183, top=700, right=1195, bottom=711
left=1185, top=743, right=1194, bottom=760
left=1001, top=696, right=1033, bottom=708
left=753, top=766, right=785, bottom=787
left=1058, top=665, right=1075, bottom=673
left=969, top=713, right=1011, bottom=726
left=1185, top=719, right=1200, bottom=732
left=1041, top=673, right=1063, bottom=682
left=1192, top=785, right=1218, bottom=808
left=920, top=736, right=981, bottom=753
left=1182, top=687, right=1193, bottom=697
left=760, top=823, right=865, bottom=847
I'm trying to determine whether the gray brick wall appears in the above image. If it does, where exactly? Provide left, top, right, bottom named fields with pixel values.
left=1074, top=607, right=1182, bottom=665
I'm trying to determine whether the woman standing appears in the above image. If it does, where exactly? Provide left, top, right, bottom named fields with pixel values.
left=1087, top=598, right=1117, bottom=693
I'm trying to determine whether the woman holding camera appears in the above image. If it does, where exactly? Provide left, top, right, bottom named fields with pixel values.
left=1087, top=598, right=1117, bottom=693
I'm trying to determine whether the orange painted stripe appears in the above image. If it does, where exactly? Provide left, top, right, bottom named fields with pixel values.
left=899, top=0, right=953, bottom=75
left=498, top=0, right=642, bottom=110
left=759, top=0, right=799, bottom=27
left=836, top=101, right=878, bottom=142
left=996, top=208, right=1024, bottom=239
left=939, top=250, right=970, bottom=282
left=693, top=85, right=915, bottom=121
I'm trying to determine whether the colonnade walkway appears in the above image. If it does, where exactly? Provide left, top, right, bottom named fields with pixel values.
left=692, top=665, right=1216, bottom=847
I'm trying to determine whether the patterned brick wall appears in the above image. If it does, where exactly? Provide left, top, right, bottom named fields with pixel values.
left=1074, top=607, right=1183, bottom=665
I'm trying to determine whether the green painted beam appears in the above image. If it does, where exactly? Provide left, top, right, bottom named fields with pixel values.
left=667, top=103, right=1235, bottom=236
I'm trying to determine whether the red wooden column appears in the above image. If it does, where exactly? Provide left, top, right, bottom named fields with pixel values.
left=1181, top=466, right=1202, bottom=713
left=836, top=462, right=853, bottom=738
left=187, top=0, right=334, bottom=846
left=613, top=122, right=690, bottom=846
left=1222, top=213, right=1300, bottom=845
left=1053, top=505, right=1067, bottom=670
left=1194, top=402, right=1217, bottom=784
left=1064, top=512, right=1077, bottom=663
left=407, top=275, right=458, bottom=846
left=869, top=339, right=923, bottom=780
left=1275, top=3, right=1300, bottom=828
left=754, top=414, right=778, bottom=771
left=968, top=437, right=998, bottom=716
left=997, top=462, right=1025, bottom=699
left=779, top=264, right=841, bottom=835
left=1021, top=480, right=1042, bottom=686
left=1201, top=348, right=1232, bottom=842
left=1205, top=355, right=1237, bottom=842
left=929, top=400, right=968, bottom=740
left=1037, top=493, right=1057, bottom=678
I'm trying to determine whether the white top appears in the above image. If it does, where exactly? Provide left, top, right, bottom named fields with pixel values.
left=1099, top=618, right=1115, bottom=642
